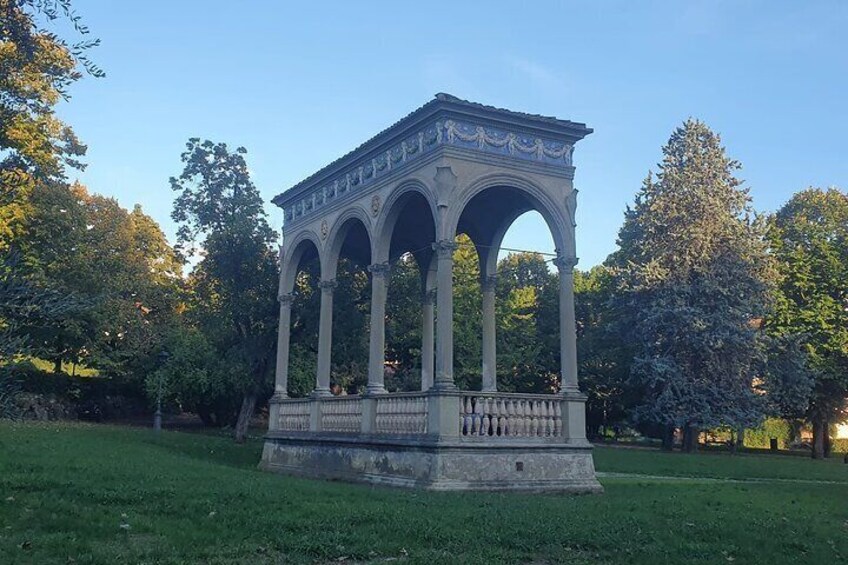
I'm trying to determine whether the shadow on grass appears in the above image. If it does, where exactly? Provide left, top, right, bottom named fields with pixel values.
left=133, top=427, right=265, bottom=471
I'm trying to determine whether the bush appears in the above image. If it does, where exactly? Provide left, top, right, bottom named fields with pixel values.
left=2, top=361, right=147, bottom=421
left=0, top=370, right=22, bottom=420
left=832, top=438, right=848, bottom=454
left=744, top=418, right=793, bottom=449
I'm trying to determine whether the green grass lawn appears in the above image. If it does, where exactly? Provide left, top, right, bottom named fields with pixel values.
left=1, top=422, right=847, bottom=564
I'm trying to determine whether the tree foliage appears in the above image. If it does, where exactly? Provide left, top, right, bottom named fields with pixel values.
left=767, top=187, right=848, bottom=457
left=170, top=139, right=278, bottom=441
left=613, top=119, right=776, bottom=450
left=0, top=0, right=102, bottom=249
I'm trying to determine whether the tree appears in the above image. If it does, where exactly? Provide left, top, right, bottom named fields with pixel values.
left=170, top=139, right=278, bottom=442
left=573, top=265, right=634, bottom=437
left=1, top=0, right=102, bottom=249
left=613, top=119, right=775, bottom=452
left=495, top=252, right=559, bottom=393
left=767, top=188, right=848, bottom=458
left=385, top=254, right=423, bottom=392
left=17, top=182, right=181, bottom=382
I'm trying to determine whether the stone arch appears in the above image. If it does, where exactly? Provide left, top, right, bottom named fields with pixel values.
left=446, top=173, right=572, bottom=261
left=279, top=229, right=322, bottom=295
left=323, top=206, right=374, bottom=279
left=374, top=180, right=439, bottom=265
left=446, top=173, right=574, bottom=393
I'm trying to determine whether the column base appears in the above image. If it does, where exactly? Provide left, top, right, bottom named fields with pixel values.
left=311, top=388, right=332, bottom=398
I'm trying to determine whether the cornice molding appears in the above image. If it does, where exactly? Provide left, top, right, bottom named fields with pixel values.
left=277, top=117, right=579, bottom=227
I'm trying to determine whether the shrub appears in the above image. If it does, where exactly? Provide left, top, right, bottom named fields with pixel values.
left=744, top=418, right=793, bottom=449
left=0, top=371, right=22, bottom=420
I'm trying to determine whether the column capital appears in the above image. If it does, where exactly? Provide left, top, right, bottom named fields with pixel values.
left=278, top=292, right=294, bottom=305
left=422, top=288, right=437, bottom=305
left=432, top=239, right=458, bottom=257
left=367, top=262, right=391, bottom=277
left=318, top=279, right=338, bottom=292
left=553, top=255, right=579, bottom=272
left=480, top=275, right=498, bottom=292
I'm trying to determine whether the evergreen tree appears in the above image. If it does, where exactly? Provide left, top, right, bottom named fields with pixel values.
left=614, top=119, right=775, bottom=451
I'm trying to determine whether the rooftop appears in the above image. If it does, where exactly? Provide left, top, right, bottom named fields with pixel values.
left=273, top=94, right=592, bottom=209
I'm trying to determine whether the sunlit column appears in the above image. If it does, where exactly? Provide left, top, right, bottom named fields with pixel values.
left=554, top=255, right=580, bottom=392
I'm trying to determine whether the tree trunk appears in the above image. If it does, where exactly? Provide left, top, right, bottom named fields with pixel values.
left=197, top=406, right=214, bottom=427
left=732, top=426, right=745, bottom=454
left=682, top=425, right=699, bottom=453
left=812, top=417, right=826, bottom=459
left=53, top=356, right=63, bottom=375
left=661, top=424, right=675, bottom=451
left=823, top=417, right=832, bottom=458
left=234, top=392, right=258, bottom=443
left=730, top=427, right=744, bottom=454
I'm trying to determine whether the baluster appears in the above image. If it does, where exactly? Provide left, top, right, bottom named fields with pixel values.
left=540, top=401, right=549, bottom=437
left=461, top=396, right=470, bottom=435
left=482, top=398, right=491, bottom=436
left=532, top=401, right=539, bottom=437
left=515, top=400, right=526, bottom=437
left=505, top=399, right=514, bottom=436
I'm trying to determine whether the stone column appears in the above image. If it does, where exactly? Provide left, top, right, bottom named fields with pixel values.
left=314, top=279, right=336, bottom=397
left=554, top=255, right=580, bottom=392
left=274, top=293, right=294, bottom=397
left=432, top=240, right=457, bottom=390
left=269, top=292, right=293, bottom=431
left=367, top=262, right=390, bottom=394
left=420, top=289, right=436, bottom=391
left=554, top=254, right=587, bottom=442
left=480, top=275, right=497, bottom=392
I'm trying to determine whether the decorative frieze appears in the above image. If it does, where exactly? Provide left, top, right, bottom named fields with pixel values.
left=283, top=119, right=575, bottom=225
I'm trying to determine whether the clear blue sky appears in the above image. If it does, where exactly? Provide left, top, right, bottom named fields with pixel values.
left=58, top=1, right=847, bottom=268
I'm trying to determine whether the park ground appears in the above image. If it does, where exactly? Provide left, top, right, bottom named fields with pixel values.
left=1, top=422, right=847, bottom=564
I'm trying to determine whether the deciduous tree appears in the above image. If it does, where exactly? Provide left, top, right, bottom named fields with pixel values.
left=767, top=187, right=848, bottom=458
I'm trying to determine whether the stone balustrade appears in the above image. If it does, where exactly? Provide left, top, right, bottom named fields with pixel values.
left=321, top=396, right=363, bottom=433
left=273, top=391, right=570, bottom=440
left=278, top=399, right=310, bottom=431
left=460, top=392, right=563, bottom=439
left=375, top=393, right=428, bottom=434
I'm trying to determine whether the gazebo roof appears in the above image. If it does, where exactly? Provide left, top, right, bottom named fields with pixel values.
left=273, top=93, right=592, bottom=209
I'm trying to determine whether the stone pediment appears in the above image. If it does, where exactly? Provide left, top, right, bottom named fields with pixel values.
left=273, top=93, right=592, bottom=227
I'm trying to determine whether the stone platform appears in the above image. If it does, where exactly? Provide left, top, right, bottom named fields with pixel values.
left=260, top=391, right=602, bottom=493
left=261, top=434, right=601, bottom=492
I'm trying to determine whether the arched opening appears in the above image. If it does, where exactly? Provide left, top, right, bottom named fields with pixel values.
left=454, top=186, right=564, bottom=393
left=281, top=237, right=321, bottom=398
left=381, top=190, right=437, bottom=391
left=326, top=216, right=372, bottom=394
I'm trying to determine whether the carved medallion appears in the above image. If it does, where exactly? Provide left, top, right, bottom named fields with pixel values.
left=320, top=219, right=329, bottom=240
left=371, top=194, right=381, bottom=217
